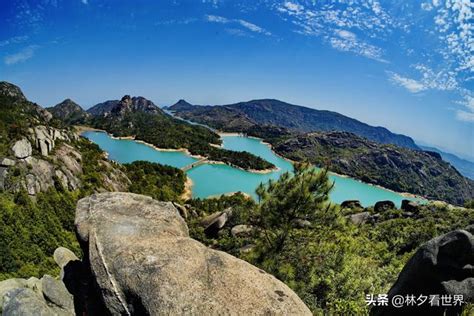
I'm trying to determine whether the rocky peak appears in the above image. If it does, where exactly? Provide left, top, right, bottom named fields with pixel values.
left=168, top=99, right=195, bottom=111
left=48, top=98, right=90, bottom=124
left=110, top=95, right=162, bottom=116
left=0, top=81, right=27, bottom=101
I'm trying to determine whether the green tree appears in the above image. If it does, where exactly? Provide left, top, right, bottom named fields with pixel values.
left=255, top=163, right=339, bottom=253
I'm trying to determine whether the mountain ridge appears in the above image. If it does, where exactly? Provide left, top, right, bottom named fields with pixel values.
left=418, top=145, right=474, bottom=180
left=168, top=98, right=420, bottom=149
left=273, top=131, right=474, bottom=205
left=47, top=98, right=91, bottom=124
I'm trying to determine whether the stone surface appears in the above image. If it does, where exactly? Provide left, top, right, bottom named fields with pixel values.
left=372, top=229, right=474, bottom=315
left=347, top=211, right=371, bottom=225
left=0, top=158, right=16, bottom=167
left=0, top=279, right=28, bottom=309
left=41, top=275, right=74, bottom=312
left=75, top=192, right=311, bottom=315
left=201, top=207, right=233, bottom=238
left=2, top=288, right=51, bottom=316
left=374, top=200, right=396, bottom=213
left=231, top=224, right=254, bottom=237
left=340, top=200, right=362, bottom=209
left=11, top=138, right=32, bottom=159
left=292, top=219, right=312, bottom=229
left=401, top=199, right=420, bottom=212
left=53, top=247, right=79, bottom=269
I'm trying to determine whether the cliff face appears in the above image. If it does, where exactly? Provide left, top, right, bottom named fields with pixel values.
left=74, top=192, right=312, bottom=315
left=0, top=83, right=130, bottom=196
left=274, top=131, right=474, bottom=205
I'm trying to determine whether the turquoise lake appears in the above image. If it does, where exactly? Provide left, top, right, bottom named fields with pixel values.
left=83, top=131, right=417, bottom=207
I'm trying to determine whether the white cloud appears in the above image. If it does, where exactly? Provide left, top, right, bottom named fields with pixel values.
left=4, top=45, right=39, bottom=65
left=456, top=110, right=474, bottom=122
left=205, top=15, right=271, bottom=36
left=81, top=0, right=88, bottom=4
left=206, top=15, right=229, bottom=23
left=282, top=1, right=304, bottom=14
left=388, top=63, right=459, bottom=94
left=0, top=35, right=29, bottom=47
left=328, top=29, right=387, bottom=62
left=421, top=3, right=433, bottom=11
left=237, top=19, right=272, bottom=36
left=275, top=1, right=393, bottom=63
left=389, top=72, right=426, bottom=93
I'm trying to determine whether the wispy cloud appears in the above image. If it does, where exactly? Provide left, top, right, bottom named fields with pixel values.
left=275, top=1, right=393, bottom=62
left=4, top=45, right=39, bottom=65
left=0, top=35, right=29, bottom=47
left=205, top=15, right=272, bottom=36
left=388, top=72, right=426, bottom=93
left=454, top=92, right=474, bottom=122
left=328, top=29, right=387, bottom=62
left=388, top=63, right=459, bottom=92
left=81, top=0, right=88, bottom=4
left=456, top=110, right=474, bottom=122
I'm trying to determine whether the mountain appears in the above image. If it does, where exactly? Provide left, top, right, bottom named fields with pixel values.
left=0, top=81, right=194, bottom=281
left=47, top=98, right=90, bottom=124
left=89, top=95, right=275, bottom=171
left=169, top=99, right=419, bottom=149
left=86, top=99, right=119, bottom=116
left=87, top=95, right=163, bottom=116
left=273, top=131, right=474, bottom=205
left=419, top=145, right=474, bottom=180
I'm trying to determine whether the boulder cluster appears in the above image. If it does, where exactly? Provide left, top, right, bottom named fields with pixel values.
left=0, top=248, right=77, bottom=315
left=0, top=192, right=472, bottom=315
left=1, top=128, right=129, bottom=196
left=342, top=199, right=424, bottom=225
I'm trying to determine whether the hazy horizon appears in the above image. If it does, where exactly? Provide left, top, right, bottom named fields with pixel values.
left=1, top=0, right=472, bottom=158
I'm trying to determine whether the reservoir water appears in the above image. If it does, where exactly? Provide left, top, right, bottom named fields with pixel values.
left=83, top=131, right=418, bottom=207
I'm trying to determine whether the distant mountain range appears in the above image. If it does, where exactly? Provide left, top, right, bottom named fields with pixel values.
left=168, top=99, right=419, bottom=149
left=418, top=145, right=474, bottom=180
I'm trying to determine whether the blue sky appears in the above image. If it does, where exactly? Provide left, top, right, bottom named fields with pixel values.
left=0, top=0, right=473, bottom=159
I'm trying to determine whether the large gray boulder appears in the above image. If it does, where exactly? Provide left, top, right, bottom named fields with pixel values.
left=76, top=192, right=311, bottom=315
left=0, top=276, right=74, bottom=316
left=0, top=279, right=28, bottom=309
left=41, top=275, right=74, bottom=311
left=11, top=138, right=32, bottom=159
left=2, top=288, right=51, bottom=316
left=372, top=229, right=474, bottom=315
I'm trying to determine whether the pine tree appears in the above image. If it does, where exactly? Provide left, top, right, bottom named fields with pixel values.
left=255, top=162, right=339, bottom=253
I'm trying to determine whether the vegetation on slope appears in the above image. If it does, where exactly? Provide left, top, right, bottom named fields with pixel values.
left=124, top=161, right=186, bottom=202
left=0, top=84, right=190, bottom=280
left=273, top=131, right=474, bottom=205
left=186, top=164, right=474, bottom=314
left=47, top=98, right=91, bottom=125
left=169, top=98, right=419, bottom=149
left=0, top=142, right=189, bottom=280
left=91, top=98, right=275, bottom=171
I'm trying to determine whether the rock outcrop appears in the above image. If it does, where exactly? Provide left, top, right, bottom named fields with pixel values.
left=372, top=228, right=474, bottom=315
left=0, top=274, right=75, bottom=315
left=11, top=138, right=32, bottom=159
left=374, top=200, right=395, bottom=213
left=75, top=192, right=312, bottom=315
